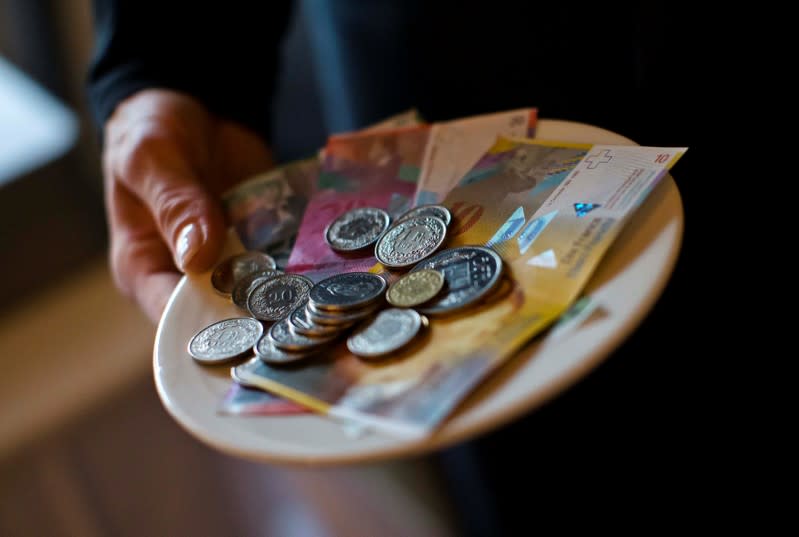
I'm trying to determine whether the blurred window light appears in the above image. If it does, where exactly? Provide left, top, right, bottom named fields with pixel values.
left=0, top=55, right=78, bottom=188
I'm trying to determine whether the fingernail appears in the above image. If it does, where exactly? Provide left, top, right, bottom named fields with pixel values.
left=176, top=223, right=201, bottom=271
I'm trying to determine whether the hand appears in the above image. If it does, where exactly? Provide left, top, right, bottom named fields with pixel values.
left=103, top=89, right=273, bottom=323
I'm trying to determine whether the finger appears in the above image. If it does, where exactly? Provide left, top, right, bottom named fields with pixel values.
left=107, top=179, right=182, bottom=323
left=109, top=119, right=226, bottom=273
left=111, top=229, right=180, bottom=323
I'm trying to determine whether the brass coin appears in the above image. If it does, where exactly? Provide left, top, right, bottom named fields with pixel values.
left=386, top=269, right=445, bottom=308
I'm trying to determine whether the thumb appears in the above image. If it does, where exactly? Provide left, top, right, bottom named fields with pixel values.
left=151, top=171, right=226, bottom=273
left=112, top=126, right=226, bottom=273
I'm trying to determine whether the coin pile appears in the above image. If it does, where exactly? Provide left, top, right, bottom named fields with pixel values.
left=259, top=272, right=389, bottom=363
left=188, top=204, right=507, bottom=367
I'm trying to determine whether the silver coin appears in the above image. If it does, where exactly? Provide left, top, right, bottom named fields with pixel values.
left=211, top=252, right=277, bottom=296
left=268, top=318, right=336, bottom=351
left=325, top=207, right=390, bottom=252
left=188, top=317, right=263, bottom=364
left=247, top=274, right=313, bottom=321
left=288, top=304, right=342, bottom=337
left=411, top=246, right=504, bottom=315
left=308, top=272, right=387, bottom=311
left=396, top=204, right=452, bottom=226
left=306, top=301, right=376, bottom=326
left=347, top=308, right=423, bottom=358
left=375, top=215, right=447, bottom=268
left=252, top=339, right=314, bottom=365
left=232, top=269, right=283, bottom=310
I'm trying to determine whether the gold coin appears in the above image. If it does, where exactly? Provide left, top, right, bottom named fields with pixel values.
left=386, top=269, right=445, bottom=308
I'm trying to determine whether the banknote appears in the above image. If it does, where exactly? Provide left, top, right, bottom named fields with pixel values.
left=318, top=108, right=425, bottom=160
left=287, top=126, right=428, bottom=280
left=359, top=108, right=424, bottom=132
left=222, top=158, right=318, bottom=268
left=413, top=108, right=537, bottom=205
left=218, top=383, right=308, bottom=416
left=224, top=111, right=425, bottom=270
left=233, top=138, right=687, bottom=436
left=285, top=188, right=412, bottom=281
left=288, top=110, right=534, bottom=280
left=443, top=136, right=591, bottom=260
left=283, top=109, right=534, bottom=259
left=545, top=295, right=604, bottom=342
left=320, top=124, right=431, bottom=191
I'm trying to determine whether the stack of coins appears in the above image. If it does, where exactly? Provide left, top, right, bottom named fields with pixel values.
left=189, top=204, right=507, bottom=369
left=255, top=272, right=388, bottom=364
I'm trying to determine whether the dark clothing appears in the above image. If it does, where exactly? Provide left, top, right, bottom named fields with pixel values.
left=88, top=1, right=695, bottom=148
left=88, top=1, right=293, bottom=142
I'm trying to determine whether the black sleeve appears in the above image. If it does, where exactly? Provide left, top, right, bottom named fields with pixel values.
left=87, top=1, right=294, bottom=142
